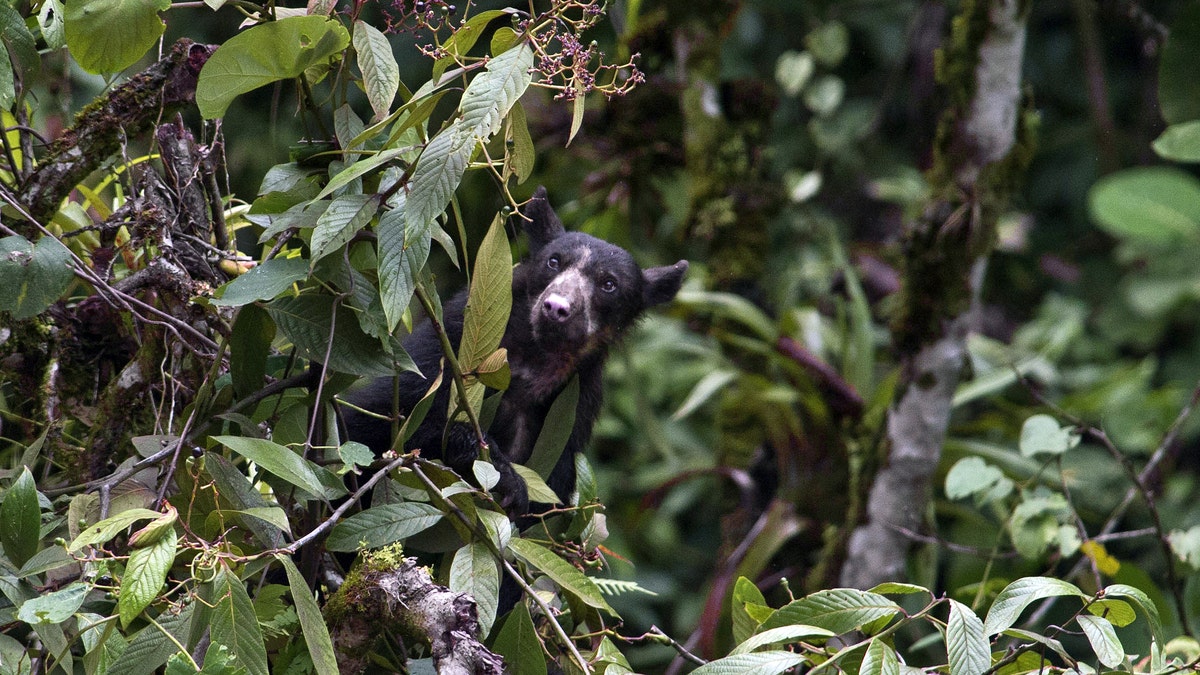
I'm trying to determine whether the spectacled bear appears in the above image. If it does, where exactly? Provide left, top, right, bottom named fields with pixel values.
left=342, top=187, right=688, bottom=513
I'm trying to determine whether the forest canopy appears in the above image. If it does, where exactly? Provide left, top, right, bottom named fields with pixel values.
left=1, top=0, right=1200, bottom=673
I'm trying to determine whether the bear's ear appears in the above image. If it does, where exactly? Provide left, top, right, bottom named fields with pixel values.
left=642, top=260, right=689, bottom=307
left=522, top=186, right=566, bottom=254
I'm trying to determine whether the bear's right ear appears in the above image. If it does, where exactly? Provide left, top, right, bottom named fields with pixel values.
left=522, top=186, right=566, bottom=254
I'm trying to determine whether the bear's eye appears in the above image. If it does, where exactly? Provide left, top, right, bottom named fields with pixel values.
left=547, top=256, right=560, bottom=271
left=601, top=279, right=617, bottom=293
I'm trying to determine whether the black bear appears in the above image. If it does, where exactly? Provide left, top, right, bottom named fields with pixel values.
left=342, top=187, right=688, bottom=513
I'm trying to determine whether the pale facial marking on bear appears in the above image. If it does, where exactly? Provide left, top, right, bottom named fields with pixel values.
left=531, top=249, right=596, bottom=341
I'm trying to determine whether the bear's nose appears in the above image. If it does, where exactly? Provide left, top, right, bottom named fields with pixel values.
left=542, top=293, right=572, bottom=321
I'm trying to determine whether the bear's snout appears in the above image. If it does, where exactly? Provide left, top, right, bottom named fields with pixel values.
left=542, top=293, right=572, bottom=321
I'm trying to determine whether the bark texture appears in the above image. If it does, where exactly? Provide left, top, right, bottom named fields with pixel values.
left=16, top=39, right=214, bottom=228
left=840, top=0, right=1029, bottom=589
left=326, top=555, right=505, bottom=674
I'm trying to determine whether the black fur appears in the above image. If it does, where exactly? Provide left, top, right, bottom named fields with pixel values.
left=342, top=187, right=688, bottom=512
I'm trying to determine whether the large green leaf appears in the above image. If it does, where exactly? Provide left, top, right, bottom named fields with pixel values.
left=525, top=376, right=578, bottom=479
left=983, top=577, right=1086, bottom=635
left=16, top=582, right=87, bottom=624
left=64, top=0, right=171, bottom=74
left=1104, top=583, right=1163, bottom=643
left=325, top=502, right=442, bottom=551
left=458, top=215, right=512, bottom=372
left=507, top=537, right=615, bottom=615
left=492, top=602, right=545, bottom=675
left=1153, top=120, right=1200, bottom=163
left=690, top=651, right=807, bottom=675
left=212, top=435, right=344, bottom=501
left=212, top=257, right=308, bottom=306
left=278, top=555, right=339, bottom=675
left=106, top=601, right=194, bottom=675
left=377, top=201, right=431, bottom=333
left=449, top=541, right=500, bottom=635
left=266, top=293, right=405, bottom=377
left=760, top=588, right=901, bottom=633
left=1088, top=167, right=1200, bottom=247
left=119, top=529, right=177, bottom=627
left=353, top=20, right=399, bottom=122
left=0, top=467, right=39, bottom=568
left=730, top=625, right=833, bottom=655
left=404, top=120, right=474, bottom=237
left=230, top=304, right=275, bottom=399
left=432, top=10, right=508, bottom=79
left=0, top=235, right=75, bottom=320
left=458, top=42, right=534, bottom=141
left=732, top=576, right=769, bottom=645
left=310, top=194, right=379, bottom=266
left=1077, top=614, right=1124, bottom=668
left=947, top=599, right=990, bottom=675
left=859, top=639, right=900, bottom=675
left=198, top=17, right=350, bottom=119
left=68, top=508, right=163, bottom=553
left=0, top=6, right=37, bottom=109
left=207, top=564, right=268, bottom=675
left=1159, top=2, right=1200, bottom=125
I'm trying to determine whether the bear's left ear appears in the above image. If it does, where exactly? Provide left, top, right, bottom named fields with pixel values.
left=642, top=260, right=689, bottom=307
left=521, top=186, right=566, bottom=254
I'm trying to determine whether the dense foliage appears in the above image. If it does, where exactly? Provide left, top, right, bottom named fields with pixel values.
left=1, top=0, right=1200, bottom=674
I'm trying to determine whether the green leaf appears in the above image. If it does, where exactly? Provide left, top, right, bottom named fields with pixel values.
left=983, top=577, right=1086, bottom=635
left=1153, top=120, right=1200, bottom=163
left=228, top=507, right=291, bottom=535
left=69, top=507, right=163, bottom=553
left=761, top=588, right=901, bottom=633
left=325, top=502, right=442, bottom=551
left=1088, top=167, right=1200, bottom=247
left=207, top=564, right=268, bottom=675
left=458, top=215, right=512, bottom=372
left=1103, top=583, right=1162, bottom=643
left=525, top=376, right=578, bottom=479
left=277, top=555, right=339, bottom=675
left=508, top=101, right=535, bottom=184
left=106, top=601, right=194, bottom=675
left=38, top=0, right=66, bottom=51
left=860, top=639, right=900, bottom=675
left=0, top=7, right=36, bottom=110
left=377, top=201, right=431, bottom=333
left=1009, top=494, right=1070, bottom=559
left=945, top=457, right=1008, bottom=501
left=511, top=465, right=558, bottom=504
left=508, top=537, right=616, bottom=615
left=230, top=304, right=275, bottom=399
left=1000, top=628, right=1074, bottom=666
left=691, top=651, right=806, bottom=675
left=732, top=576, right=768, bottom=644
left=1018, top=415, right=1078, bottom=457
left=1168, top=525, right=1200, bottom=568
left=1077, top=614, right=1124, bottom=668
left=266, top=293, right=408, bottom=377
left=198, top=17, right=350, bottom=118
left=0, top=467, right=40, bottom=568
left=310, top=194, right=379, bottom=266
left=673, top=369, right=737, bottom=421
left=16, top=582, right=87, bottom=624
left=567, top=89, right=585, bottom=146
left=868, top=582, right=931, bottom=596
left=353, top=20, right=399, bottom=122
left=315, top=148, right=407, bottom=202
left=213, top=257, right=308, bottom=307
left=404, top=121, right=474, bottom=247
left=119, top=528, right=177, bottom=627
left=492, top=602, right=546, bottom=675
left=731, top=625, right=832, bottom=655
left=947, top=599, right=990, bottom=675
left=1086, top=598, right=1136, bottom=627
left=1159, top=2, right=1200, bottom=125
left=458, top=41, right=534, bottom=141
left=805, top=21, right=849, bottom=67
left=0, top=235, right=75, bottom=319
left=212, top=435, right=343, bottom=500
left=64, top=0, right=170, bottom=74
left=449, top=542, right=500, bottom=635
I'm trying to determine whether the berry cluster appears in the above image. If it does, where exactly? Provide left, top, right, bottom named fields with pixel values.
left=526, top=0, right=644, bottom=100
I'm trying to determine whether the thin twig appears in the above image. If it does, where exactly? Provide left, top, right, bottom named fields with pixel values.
left=281, top=456, right=407, bottom=553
